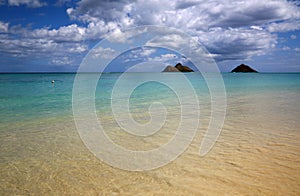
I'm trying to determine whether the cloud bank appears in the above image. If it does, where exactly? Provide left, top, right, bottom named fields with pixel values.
left=0, top=0, right=299, bottom=71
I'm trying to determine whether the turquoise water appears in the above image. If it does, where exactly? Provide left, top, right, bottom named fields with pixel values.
left=1, top=72, right=300, bottom=195
left=1, top=73, right=299, bottom=124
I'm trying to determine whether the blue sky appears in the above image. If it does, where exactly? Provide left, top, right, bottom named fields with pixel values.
left=0, top=0, right=299, bottom=72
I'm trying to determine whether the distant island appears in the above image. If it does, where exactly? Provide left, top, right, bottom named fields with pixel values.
left=162, top=63, right=194, bottom=72
left=231, top=64, right=258, bottom=73
left=162, top=63, right=257, bottom=73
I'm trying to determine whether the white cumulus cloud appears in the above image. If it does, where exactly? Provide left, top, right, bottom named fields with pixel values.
left=8, top=0, right=46, bottom=8
left=0, top=21, right=8, bottom=32
left=1, top=0, right=300, bottom=69
left=268, top=20, right=300, bottom=32
left=291, top=35, right=297, bottom=40
left=90, top=47, right=118, bottom=59
left=63, top=0, right=299, bottom=62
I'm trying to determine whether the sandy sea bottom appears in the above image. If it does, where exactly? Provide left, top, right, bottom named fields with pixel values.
left=0, top=73, right=300, bottom=195
left=1, top=92, right=300, bottom=195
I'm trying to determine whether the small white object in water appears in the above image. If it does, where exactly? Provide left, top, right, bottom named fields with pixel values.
left=51, top=80, right=55, bottom=83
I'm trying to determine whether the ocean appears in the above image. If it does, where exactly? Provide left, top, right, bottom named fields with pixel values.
left=0, top=73, right=299, bottom=195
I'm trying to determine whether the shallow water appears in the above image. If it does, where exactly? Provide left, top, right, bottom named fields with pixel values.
left=0, top=73, right=299, bottom=195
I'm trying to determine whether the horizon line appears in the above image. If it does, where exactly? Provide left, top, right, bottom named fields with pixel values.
left=1, top=71, right=300, bottom=74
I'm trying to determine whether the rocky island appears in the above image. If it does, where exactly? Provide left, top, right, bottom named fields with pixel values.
left=231, top=64, right=258, bottom=73
left=162, top=63, right=194, bottom=72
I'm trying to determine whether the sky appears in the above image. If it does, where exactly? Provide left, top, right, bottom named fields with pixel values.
left=0, top=0, right=299, bottom=72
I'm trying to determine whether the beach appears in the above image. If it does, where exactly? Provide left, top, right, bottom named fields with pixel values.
left=0, top=73, right=299, bottom=195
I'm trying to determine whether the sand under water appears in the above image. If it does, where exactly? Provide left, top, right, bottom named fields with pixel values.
left=0, top=73, right=299, bottom=195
